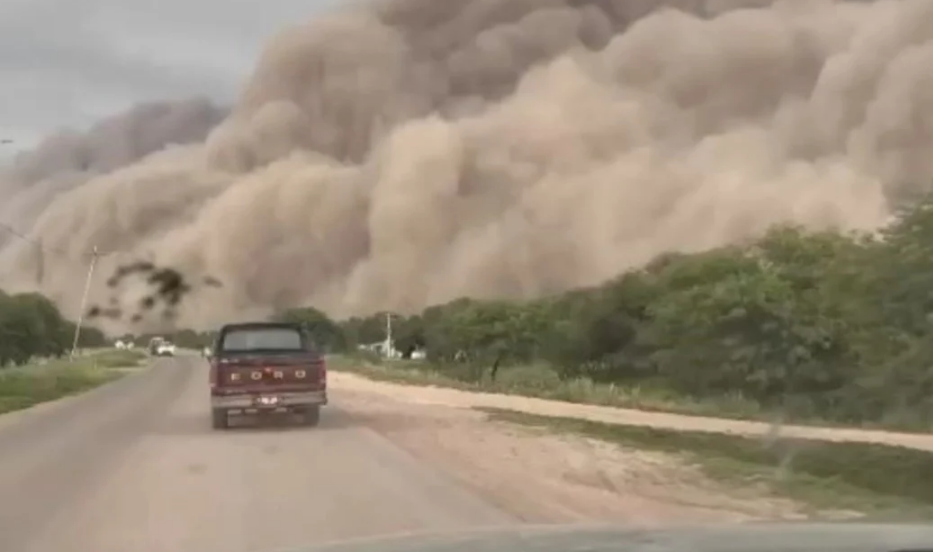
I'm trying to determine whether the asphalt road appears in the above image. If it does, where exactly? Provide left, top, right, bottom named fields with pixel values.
left=0, top=355, right=514, bottom=552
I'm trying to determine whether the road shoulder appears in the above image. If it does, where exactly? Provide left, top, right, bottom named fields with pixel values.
left=334, top=376, right=808, bottom=525
left=332, top=371, right=933, bottom=522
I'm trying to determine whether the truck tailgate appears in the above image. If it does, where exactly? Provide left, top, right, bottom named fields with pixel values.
left=211, top=354, right=325, bottom=393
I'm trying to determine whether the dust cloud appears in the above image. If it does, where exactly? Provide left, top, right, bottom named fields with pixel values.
left=0, top=0, right=929, bottom=330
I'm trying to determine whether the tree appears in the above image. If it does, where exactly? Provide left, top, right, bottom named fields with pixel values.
left=0, top=289, right=102, bottom=367
left=273, top=307, right=347, bottom=352
left=11, top=292, right=71, bottom=357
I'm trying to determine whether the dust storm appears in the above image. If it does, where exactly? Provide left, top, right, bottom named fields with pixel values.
left=0, top=0, right=928, bottom=329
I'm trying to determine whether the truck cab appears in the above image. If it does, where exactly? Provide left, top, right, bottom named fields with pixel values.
left=147, top=336, right=165, bottom=356
left=208, top=322, right=327, bottom=429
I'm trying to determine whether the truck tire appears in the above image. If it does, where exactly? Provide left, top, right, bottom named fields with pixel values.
left=211, top=408, right=229, bottom=430
left=299, top=406, right=320, bottom=427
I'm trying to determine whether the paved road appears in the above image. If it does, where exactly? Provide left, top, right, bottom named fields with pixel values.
left=0, top=356, right=513, bottom=552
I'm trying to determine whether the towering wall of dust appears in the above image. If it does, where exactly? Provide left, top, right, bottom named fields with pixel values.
left=0, top=98, right=225, bottom=230
left=0, top=0, right=930, bottom=329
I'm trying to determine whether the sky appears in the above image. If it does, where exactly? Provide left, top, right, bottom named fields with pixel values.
left=0, top=0, right=343, bottom=155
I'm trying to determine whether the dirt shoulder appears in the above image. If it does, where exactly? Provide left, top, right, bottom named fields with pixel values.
left=330, top=371, right=933, bottom=452
left=333, top=371, right=933, bottom=522
left=335, top=372, right=820, bottom=526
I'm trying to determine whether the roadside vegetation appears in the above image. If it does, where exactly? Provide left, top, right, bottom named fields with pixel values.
left=479, top=407, right=933, bottom=520
left=0, top=289, right=108, bottom=366
left=88, top=349, right=148, bottom=369
left=0, top=288, right=138, bottom=415
left=266, top=194, right=933, bottom=433
left=0, top=351, right=143, bottom=415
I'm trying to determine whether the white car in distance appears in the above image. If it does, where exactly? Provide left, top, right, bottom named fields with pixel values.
left=155, top=341, right=177, bottom=357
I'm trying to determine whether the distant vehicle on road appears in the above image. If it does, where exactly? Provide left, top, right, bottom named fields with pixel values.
left=155, top=341, right=176, bottom=356
left=147, top=337, right=175, bottom=357
left=114, top=339, right=136, bottom=350
left=147, top=337, right=164, bottom=356
left=207, top=321, right=327, bottom=430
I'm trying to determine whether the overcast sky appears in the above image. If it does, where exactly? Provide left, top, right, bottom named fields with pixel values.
left=0, top=0, right=343, bottom=154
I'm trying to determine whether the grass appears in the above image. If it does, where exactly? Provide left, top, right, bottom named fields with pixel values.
left=477, top=407, right=933, bottom=520
left=328, top=353, right=933, bottom=432
left=328, top=354, right=787, bottom=421
left=85, top=348, right=148, bottom=369
left=0, top=348, right=148, bottom=415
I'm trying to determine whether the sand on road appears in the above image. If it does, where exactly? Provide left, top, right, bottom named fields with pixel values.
left=0, top=356, right=797, bottom=552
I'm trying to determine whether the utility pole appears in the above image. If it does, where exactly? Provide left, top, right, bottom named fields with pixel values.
left=35, top=237, right=44, bottom=286
left=70, top=246, right=99, bottom=361
left=384, top=312, right=393, bottom=359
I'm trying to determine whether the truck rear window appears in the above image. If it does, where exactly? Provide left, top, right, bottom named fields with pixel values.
left=220, top=327, right=304, bottom=352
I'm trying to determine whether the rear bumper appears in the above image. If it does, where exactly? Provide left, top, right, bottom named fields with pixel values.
left=211, top=390, right=328, bottom=411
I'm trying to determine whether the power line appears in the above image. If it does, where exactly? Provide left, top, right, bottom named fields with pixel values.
left=0, top=141, right=123, bottom=342
left=0, top=139, right=118, bottom=261
left=35, top=237, right=43, bottom=285
left=0, top=221, right=117, bottom=260
left=0, top=221, right=123, bottom=326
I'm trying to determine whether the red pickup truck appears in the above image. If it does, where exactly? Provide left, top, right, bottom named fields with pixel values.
left=208, top=321, right=327, bottom=429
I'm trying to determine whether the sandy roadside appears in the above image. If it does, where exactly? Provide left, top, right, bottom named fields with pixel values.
left=334, top=372, right=812, bottom=526
left=330, top=371, right=933, bottom=452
